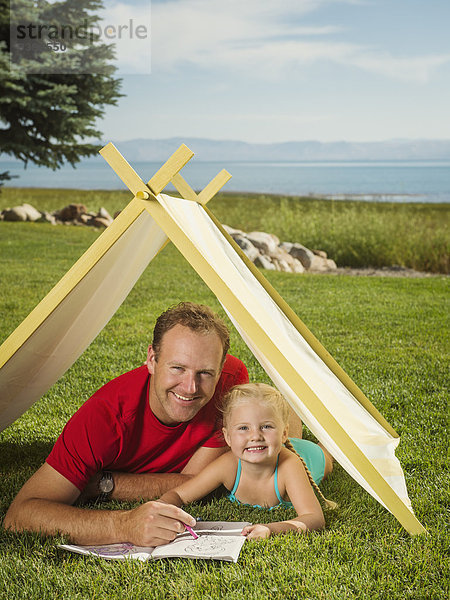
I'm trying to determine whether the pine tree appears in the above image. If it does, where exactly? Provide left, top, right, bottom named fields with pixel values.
left=0, top=0, right=122, bottom=185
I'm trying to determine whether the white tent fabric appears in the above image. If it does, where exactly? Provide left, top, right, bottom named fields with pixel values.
left=0, top=209, right=167, bottom=431
left=156, top=193, right=412, bottom=512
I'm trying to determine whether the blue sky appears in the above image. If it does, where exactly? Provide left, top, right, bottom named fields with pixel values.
left=98, top=0, right=450, bottom=143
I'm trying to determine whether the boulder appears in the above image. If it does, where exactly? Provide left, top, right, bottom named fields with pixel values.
left=281, top=242, right=316, bottom=270
left=88, top=216, right=111, bottom=228
left=254, top=254, right=276, bottom=270
left=247, top=231, right=280, bottom=255
left=312, top=249, right=328, bottom=259
left=2, top=203, right=42, bottom=222
left=271, top=258, right=291, bottom=272
left=36, top=211, right=57, bottom=225
left=2, top=206, right=28, bottom=221
left=223, top=224, right=245, bottom=236
left=97, top=207, right=113, bottom=225
left=78, top=213, right=92, bottom=225
left=232, top=234, right=261, bottom=262
left=222, top=226, right=336, bottom=274
left=54, top=203, right=88, bottom=222
left=22, top=203, right=42, bottom=221
left=309, top=256, right=337, bottom=272
left=291, top=259, right=306, bottom=273
left=268, top=245, right=305, bottom=273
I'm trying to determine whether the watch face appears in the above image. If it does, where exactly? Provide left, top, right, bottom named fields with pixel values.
left=99, top=476, right=114, bottom=494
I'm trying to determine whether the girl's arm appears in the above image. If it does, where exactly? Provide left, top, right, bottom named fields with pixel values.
left=243, top=452, right=325, bottom=540
left=159, top=451, right=234, bottom=507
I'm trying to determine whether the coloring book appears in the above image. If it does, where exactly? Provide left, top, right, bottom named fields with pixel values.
left=59, top=521, right=250, bottom=563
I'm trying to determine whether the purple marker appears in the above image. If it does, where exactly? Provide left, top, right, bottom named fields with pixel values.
left=183, top=523, right=199, bottom=539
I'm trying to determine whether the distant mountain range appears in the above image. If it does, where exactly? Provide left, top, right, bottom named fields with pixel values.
left=105, top=138, right=450, bottom=162
left=2, top=138, right=450, bottom=163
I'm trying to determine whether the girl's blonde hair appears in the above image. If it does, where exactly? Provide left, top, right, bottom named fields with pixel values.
left=221, top=383, right=337, bottom=510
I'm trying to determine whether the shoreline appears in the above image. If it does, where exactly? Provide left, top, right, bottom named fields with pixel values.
left=1, top=157, right=449, bottom=204
left=1, top=186, right=450, bottom=208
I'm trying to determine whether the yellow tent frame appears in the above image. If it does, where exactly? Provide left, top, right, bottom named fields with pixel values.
left=0, top=143, right=426, bottom=536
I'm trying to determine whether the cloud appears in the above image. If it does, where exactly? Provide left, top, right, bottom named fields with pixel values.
left=149, top=0, right=450, bottom=83
left=98, top=1, right=151, bottom=74
left=348, top=52, right=450, bottom=84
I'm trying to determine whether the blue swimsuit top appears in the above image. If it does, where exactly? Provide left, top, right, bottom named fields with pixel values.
left=227, top=455, right=293, bottom=510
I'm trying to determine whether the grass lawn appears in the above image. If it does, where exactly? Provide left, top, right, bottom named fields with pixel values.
left=0, top=194, right=448, bottom=599
left=1, top=187, right=449, bottom=273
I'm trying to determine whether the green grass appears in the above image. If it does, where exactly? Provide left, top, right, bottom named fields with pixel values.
left=1, top=187, right=449, bottom=273
left=0, top=193, right=448, bottom=599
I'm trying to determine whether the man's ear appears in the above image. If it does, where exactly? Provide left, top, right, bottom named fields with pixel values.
left=222, top=427, right=231, bottom=447
left=146, top=345, right=156, bottom=375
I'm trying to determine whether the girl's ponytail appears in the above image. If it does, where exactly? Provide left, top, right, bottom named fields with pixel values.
left=284, top=439, right=338, bottom=510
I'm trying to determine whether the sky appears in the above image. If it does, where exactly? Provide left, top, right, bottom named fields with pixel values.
left=97, top=0, right=450, bottom=144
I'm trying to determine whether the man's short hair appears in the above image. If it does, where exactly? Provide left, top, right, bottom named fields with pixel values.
left=152, top=302, right=230, bottom=363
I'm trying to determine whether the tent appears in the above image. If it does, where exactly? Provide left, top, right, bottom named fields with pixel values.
left=0, top=143, right=425, bottom=535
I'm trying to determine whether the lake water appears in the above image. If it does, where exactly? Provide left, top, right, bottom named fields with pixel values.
left=1, top=159, right=449, bottom=203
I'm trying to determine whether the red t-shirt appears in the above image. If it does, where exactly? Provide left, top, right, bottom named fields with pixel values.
left=46, top=355, right=248, bottom=490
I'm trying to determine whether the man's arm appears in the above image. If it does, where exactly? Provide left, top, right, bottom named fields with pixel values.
left=81, top=471, right=193, bottom=503
left=3, top=463, right=195, bottom=546
left=79, top=446, right=228, bottom=503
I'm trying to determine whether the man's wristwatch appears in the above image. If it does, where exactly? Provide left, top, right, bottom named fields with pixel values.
left=98, top=471, right=114, bottom=502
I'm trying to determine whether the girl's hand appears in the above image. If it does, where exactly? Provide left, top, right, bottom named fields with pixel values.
left=241, top=524, right=271, bottom=539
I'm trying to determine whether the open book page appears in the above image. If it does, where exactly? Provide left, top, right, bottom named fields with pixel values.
left=58, top=521, right=250, bottom=563
left=58, top=542, right=155, bottom=561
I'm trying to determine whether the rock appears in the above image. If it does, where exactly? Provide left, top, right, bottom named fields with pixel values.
left=36, top=211, right=57, bottom=225
left=268, top=245, right=305, bottom=273
left=97, top=207, right=113, bottom=224
left=223, top=224, right=245, bottom=236
left=88, top=216, right=111, bottom=228
left=271, top=258, right=291, bottom=272
left=2, top=206, right=28, bottom=221
left=291, top=259, right=306, bottom=273
left=254, top=254, right=276, bottom=270
left=282, top=242, right=316, bottom=270
left=2, top=203, right=42, bottom=222
left=54, top=203, right=88, bottom=222
left=309, top=256, right=337, bottom=272
left=78, top=213, right=92, bottom=225
left=247, top=231, right=280, bottom=255
left=312, top=249, right=328, bottom=258
left=222, top=226, right=337, bottom=274
left=22, top=203, right=42, bottom=221
left=280, top=241, right=293, bottom=253
left=232, top=234, right=261, bottom=262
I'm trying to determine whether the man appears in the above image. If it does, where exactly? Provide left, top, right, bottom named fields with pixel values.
left=3, top=303, right=249, bottom=547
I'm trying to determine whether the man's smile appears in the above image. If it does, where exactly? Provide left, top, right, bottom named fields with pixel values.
left=171, top=391, right=199, bottom=402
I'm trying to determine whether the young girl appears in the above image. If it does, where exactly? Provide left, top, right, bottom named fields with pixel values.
left=159, top=383, right=336, bottom=539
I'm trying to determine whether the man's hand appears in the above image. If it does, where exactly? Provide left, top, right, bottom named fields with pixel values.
left=4, top=464, right=197, bottom=546
left=118, top=501, right=196, bottom=547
